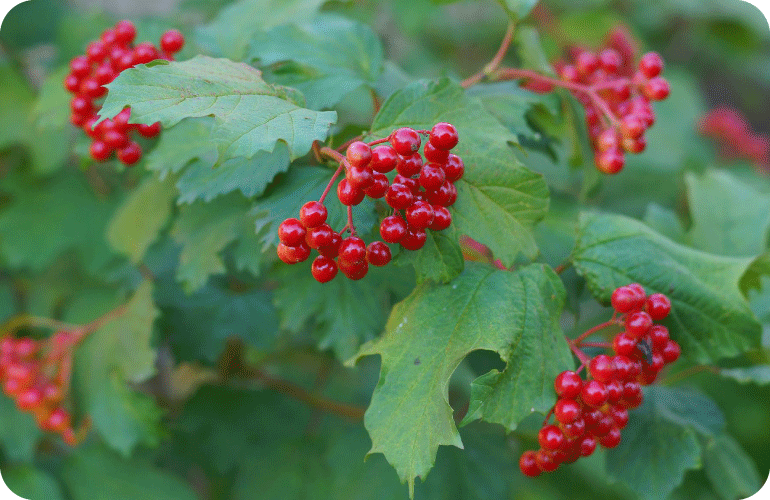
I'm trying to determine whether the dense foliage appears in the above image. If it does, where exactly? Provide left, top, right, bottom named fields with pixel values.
left=0, top=0, right=769, bottom=499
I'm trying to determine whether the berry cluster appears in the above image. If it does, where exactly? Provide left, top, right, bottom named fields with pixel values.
left=519, top=284, right=680, bottom=477
left=0, top=334, right=78, bottom=444
left=65, top=20, right=185, bottom=165
left=699, top=106, right=770, bottom=171
left=277, top=123, right=464, bottom=283
left=553, top=42, right=670, bottom=174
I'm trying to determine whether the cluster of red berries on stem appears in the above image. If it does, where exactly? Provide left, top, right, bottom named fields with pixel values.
left=65, top=20, right=185, bottom=165
left=519, top=284, right=681, bottom=477
left=553, top=45, right=670, bottom=175
left=277, top=123, right=464, bottom=283
left=0, top=333, right=83, bottom=445
left=699, top=106, right=770, bottom=171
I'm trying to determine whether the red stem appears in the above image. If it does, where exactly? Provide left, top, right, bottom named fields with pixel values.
left=579, top=342, right=612, bottom=348
left=461, top=22, right=516, bottom=88
left=572, top=319, right=618, bottom=346
left=568, top=341, right=591, bottom=366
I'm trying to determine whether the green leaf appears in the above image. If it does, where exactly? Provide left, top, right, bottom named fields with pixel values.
left=170, top=194, right=255, bottom=293
left=61, top=444, right=197, bottom=500
left=253, top=166, right=378, bottom=250
left=461, top=266, right=572, bottom=430
left=32, top=66, right=71, bottom=132
left=574, top=212, right=761, bottom=363
left=0, top=171, right=119, bottom=274
left=98, top=56, right=337, bottom=162
left=195, top=0, right=328, bottom=60
left=249, top=14, right=384, bottom=109
left=0, top=62, right=33, bottom=150
left=643, top=202, right=686, bottom=244
left=719, top=366, right=770, bottom=385
left=273, top=263, right=412, bottom=360
left=368, top=78, right=549, bottom=266
left=69, top=283, right=163, bottom=455
left=348, top=263, right=562, bottom=496
left=393, top=226, right=465, bottom=284
left=155, top=276, right=279, bottom=363
left=685, top=170, right=770, bottom=257
left=107, top=176, right=177, bottom=264
left=1, top=465, right=64, bottom=500
left=703, top=434, right=763, bottom=500
left=606, top=386, right=723, bottom=500
left=0, top=395, right=42, bottom=463
left=144, top=118, right=292, bottom=203
left=496, top=0, right=539, bottom=22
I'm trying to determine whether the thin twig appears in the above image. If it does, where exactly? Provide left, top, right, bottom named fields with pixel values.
left=0, top=315, right=78, bottom=336
left=572, top=319, right=619, bottom=345
left=461, top=22, right=516, bottom=88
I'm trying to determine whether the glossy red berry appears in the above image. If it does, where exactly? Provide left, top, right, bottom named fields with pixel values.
left=562, top=418, right=586, bottom=438
left=555, top=399, right=581, bottom=424
left=339, top=258, right=368, bottom=280
left=385, top=183, right=414, bottom=210
left=44, top=408, right=71, bottom=433
left=612, top=355, right=634, bottom=380
left=589, top=355, right=616, bottom=382
left=317, top=232, right=342, bottom=258
left=405, top=201, right=435, bottom=230
left=118, top=142, right=142, bottom=165
left=160, top=29, right=185, bottom=54
left=115, top=20, right=137, bottom=45
left=380, top=216, right=408, bottom=243
left=606, top=379, right=624, bottom=403
left=278, top=218, right=306, bottom=247
left=429, top=122, right=459, bottom=150
left=613, top=331, right=637, bottom=356
left=595, top=148, right=625, bottom=174
left=103, top=130, right=129, bottom=149
left=339, top=237, right=366, bottom=264
left=599, top=48, right=621, bottom=73
left=423, top=141, right=449, bottom=163
left=134, top=42, right=160, bottom=64
left=277, top=243, right=311, bottom=264
left=639, top=52, right=664, bottom=78
left=538, top=425, right=565, bottom=450
left=137, top=122, right=162, bottom=138
left=390, top=127, right=421, bottom=156
left=87, top=41, right=108, bottom=62
left=626, top=311, right=653, bottom=338
left=419, top=163, right=446, bottom=191
left=311, top=256, right=338, bottom=283
left=364, top=172, right=389, bottom=199
left=428, top=206, right=452, bottom=231
left=64, top=74, right=81, bottom=93
left=306, top=224, right=334, bottom=249
left=622, top=135, right=647, bottom=154
left=612, top=285, right=643, bottom=313
left=554, top=371, right=583, bottom=399
left=519, top=451, right=541, bottom=477
left=579, top=436, right=597, bottom=456
left=643, top=77, right=670, bottom=101
left=347, top=165, right=375, bottom=191
left=396, top=152, right=423, bottom=177
left=576, top=51, right=599, bottom=76
left=346, top=141, right=372, bottom=168
left=299, top=201, right=327, bottom=228
left=648, top=325, right=670, bottom=351
left=16, top=388, right=43, bottom=411
left=337, top=179, right=365, bottom=206
left=662, top=340, right=681, bottom=363
left=645, top=293, right=671, bottom=320
left=14, top=338, right=38, bottom=359
left=366, top=242, right=392, bottom=266
left=599, top=427, right=622, bottom=448
left=443, top=154, right=464, bottom=182
left=70, top=96, right=93, bottom=115
left=596, top=129, right=619, bottom=152
left=581, top=380, right=608, bottom=407
left=90, top=141, right=112, bottom=161
left=535, top=449, right=559, bottom=472
left=400, top=227, right=427, bottom=251
left=70, top=56, right=91, bottom=77
left=370, top=145, right=399, bottom=173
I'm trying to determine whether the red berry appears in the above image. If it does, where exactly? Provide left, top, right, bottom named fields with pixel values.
left=554, top=371, right=583, bottom=399
left=583, top=408, right=603, bottom=429
left=16, top=388, right=43, bottom=411
left=639, top=52, right=664, bottom=78
left=662, top=340, right=681, bottom=363
left=562, top=418, right=586, bottom=438
left=5, top=363, right=35, bottom=388
left=428, top=206, right=452, bottom=231
left=70, top=56, right=91, bottom=77
left=426, top=181, right=454, bottom=207
left=536, top=449, right=559, bottom=472
left=2, top=378, right=23, bottom=397
left=114, top=20, right=137, bottom=45
left=366, top=242, right=392, bottom=266
left=595, top=148, right=625, bottom=174
left=337, top=179, right=365, bottom=206
left=87, top=41, right=107, bottom=63
left=278, top=218, right=306, bottom=247
left=380, top=216, right=408, bottom=243
left=589, top=355, right=616, bottom=382
left=622, top=135, right=647, bottom=154
left=103, top=130, right=129, bottom=149
left=396, top=152, right=423, bottom=177
left=137, top=122, right=162, bottom=138
left=606, top=379, right=624, bottom=403
left=42, top=383, right=63, bottom=404
left=44, top=408, right=71, bottom=433
left=612, top=355, right=634, bottom=380
left=642, top=77, right=670, bottom=101
left=443, top=183, right=458, bottom=206
left=622, top=381, right=643, bottom=406
left=390, top=127, right=421, bottom=156
left=276, top=243, right=311, bottom=264
left=70, top=96, right=93, bottom=115
left=64, top=74, right=81, bottom=93
left=612, top=286, right=643, bottom=313
left=405, top=201, right=435, bottom=230
left=539, top=425, right=565, bottom=450
left=118, top=142, right=142, bottom=165
left=596, top=129, right=619, bottom=153
left=579, top=436, right=597, bottom=456
left=419, top=163, right=446, bottom=191
left=627, top=283, right=646, bottom=298
left=429, top=122, right=459, bottom=150
left=161, top=29, right=185, bottom=54
left=134, top=42, right=160, bottom=64
left=306, top=224, right=334, bottom=249
left=609, top=405, right=629, bottom=429
left=400, top=227, right=427, bottom=251
left=555, top=399, right=581, bottom=424
left=339, top=258, right=369, bottom=280
left=620, top=116, right=646, bottom=140
left=576, top=51, right=599, bottom=76
left=370, top=145, right=399, bottom=173
left=385, top=183, right=414, bottom=210
left=94, top=64, right=116, bottom=85
left=364, top=172, right=389, bottom=199
left=626, top=311, right=653, bottom=338
left=347, top=164, right=375, bottom=191
left=299, top=201, right=327, bottom=228
left=318, top=232, right=342, bottom=258
left=346, top=141, right=372, bottom=168
left=613, top=332, right=638, bottom=356
left=581, top=380, right=608, bottom=407
left=311, top=256, right=338, bottom=283
left=560, top=64, right=579, bottom=82
left=15, top=338, right=38, bottom=359
left=519, top=451, right=541, bottom=477
left=90, top=141, right=112, bottom=161
left=591, top=414, right=614, bottom=437
left=648, top=325, right=670, bottom=351
left=423, top=141, right=449, bottom=163
left=339, top=237, right=366, bottom=264
left=599, top=48, right=622, bottom=73
left=599, top=427, right=622, bottom=448
left=443, top=154, right=464, bottom=182
left=646, top=293, right=671, bottom=320
left=116, top=52, right=136, bottom=71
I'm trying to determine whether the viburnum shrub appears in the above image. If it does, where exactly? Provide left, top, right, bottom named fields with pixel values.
left=0, top=2, right=768, bottom=500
